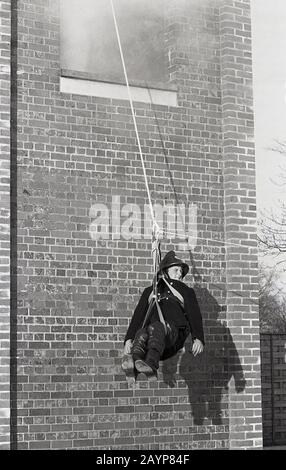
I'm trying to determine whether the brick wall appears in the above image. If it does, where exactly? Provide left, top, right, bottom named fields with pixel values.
left=220, top=0, right=263, bottom=448
left=5, top=0, right=262, bottom=449
left=260, top=334, right=286, bottom=446
left=0, top=0, right=11, bottom=450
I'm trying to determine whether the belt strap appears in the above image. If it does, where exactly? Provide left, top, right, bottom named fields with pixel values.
left=143, top=278, right=168, bottom=335
left=145, top=278, right=184, bottom=335
left=147, top=279, right=184, bottom=307
left=161, top=277, right=184, bottom=307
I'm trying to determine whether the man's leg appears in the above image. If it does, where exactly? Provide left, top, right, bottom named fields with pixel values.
left=135, top=321, right=166, bottom=379
left=122, top=328, right=148, bottom=384
left=131, top=327, right=148, bottom=361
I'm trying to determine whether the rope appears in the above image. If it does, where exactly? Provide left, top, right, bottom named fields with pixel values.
left=110, top=0, right=166, bottom=333
left=109, top=3, right=261, bottom=350
left=110, top=0, right=159, bottom=236
left=109, top=6, right=258, bottom=269
left=157, top=229, right=258, bottom=251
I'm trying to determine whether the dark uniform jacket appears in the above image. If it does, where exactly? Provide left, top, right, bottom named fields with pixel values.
left=124, top=279, right=205, bottom=353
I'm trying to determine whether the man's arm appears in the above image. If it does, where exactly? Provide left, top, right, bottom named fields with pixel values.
left=124, top=287, right=152, bottom=344
left=184, top=286, right=205, bottom=347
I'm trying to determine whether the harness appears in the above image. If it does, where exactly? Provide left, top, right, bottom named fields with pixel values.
left=142, top=274, right=185, bottom=333
left=147, top=277, right=184, bottom=308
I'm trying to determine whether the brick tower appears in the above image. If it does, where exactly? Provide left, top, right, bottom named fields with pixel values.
left=0, top=0, right=262, bottom=449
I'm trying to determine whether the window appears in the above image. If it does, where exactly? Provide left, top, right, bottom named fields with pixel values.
left=60, top=0, right=169, bottom=89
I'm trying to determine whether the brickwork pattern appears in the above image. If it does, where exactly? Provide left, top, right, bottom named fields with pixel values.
left=0, top=0, right=11, bottom=450
left=260, top=334, right=286, bottom=446
left=6, top=0, right=262, bottom=449
left=220, top=0, right=263, bottom=448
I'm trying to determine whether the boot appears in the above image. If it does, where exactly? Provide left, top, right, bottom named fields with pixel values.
left=135, top=322, right=166, bottom=380
left=135, top=350, right=159, bottom=381
left=131, top=328, right=148, bottom=362
left=122, top=328, right=148, bottom=385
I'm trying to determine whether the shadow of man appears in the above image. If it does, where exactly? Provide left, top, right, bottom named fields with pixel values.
left=162, top=261, right=246, bottom=426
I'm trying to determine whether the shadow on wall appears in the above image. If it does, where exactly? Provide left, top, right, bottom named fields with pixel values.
left=161, top=257, right=246, bottom=426
left=146, top=103, right=246, bottom=425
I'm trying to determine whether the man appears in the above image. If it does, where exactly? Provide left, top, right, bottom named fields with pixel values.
left=122, top=251, right=204, bottom=381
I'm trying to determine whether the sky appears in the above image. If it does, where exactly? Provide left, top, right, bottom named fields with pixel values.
left=251, top=0, right=286, bottom=210
left=251, top=0, right=286, bottom=295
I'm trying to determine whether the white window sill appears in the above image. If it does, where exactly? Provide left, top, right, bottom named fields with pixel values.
left=60, top=70, right=177, bottom=107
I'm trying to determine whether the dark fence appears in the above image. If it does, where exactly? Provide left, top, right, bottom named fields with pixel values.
left=260, top=333, right=286, bottom=446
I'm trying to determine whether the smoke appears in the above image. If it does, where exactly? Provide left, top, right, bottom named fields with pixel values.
left=60, top=0, right=169, bottom=83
